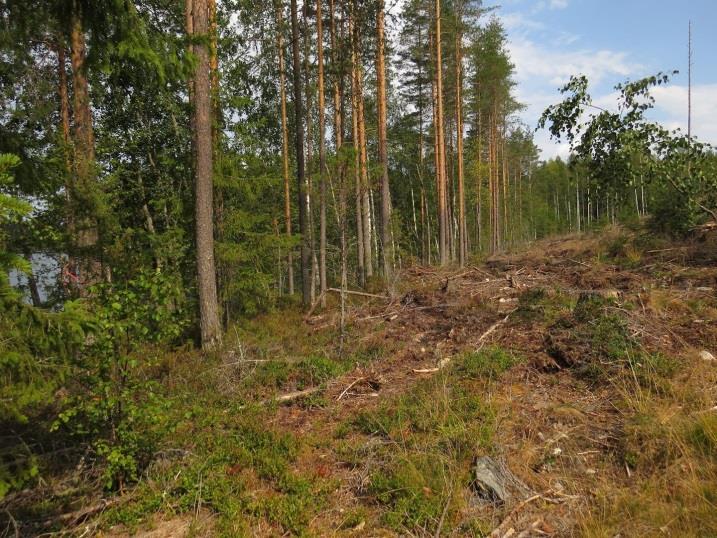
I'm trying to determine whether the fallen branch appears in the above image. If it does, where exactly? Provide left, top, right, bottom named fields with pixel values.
left=328, top=288, right=388, bottom=300
left=337, top=377, right=365, bottom=401
left=413, top=357, right=452, bottom=374
left=477, top=310, right=516, bottom=347
left=272, top=387, right=322, bottom=404
left=304, top=291, right=327, bottom=318
left=3, top=509, right=18, bottom=538
left=238, top=387, right=323, bottom=409
left=567, top=258, right=591, bottom=268
left=356, top=303, right=460, bottom=323
left=40, top=497, right=123, bottom=529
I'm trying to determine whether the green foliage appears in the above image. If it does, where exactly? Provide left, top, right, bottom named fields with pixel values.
left=104, top=405, right=329, bottom=536
left=539, top=73, right=717, bottom=234
left=687, top=414, right=717, bottom=460
left=54, top=269, right=188, bottom=489
left=517, top=287, right=574, bottom=323
left=369, top=453, right=450, bottom=530
left=0, top=153, right=30, bottom=275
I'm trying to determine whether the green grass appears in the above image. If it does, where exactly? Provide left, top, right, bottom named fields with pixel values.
left=454, top=346, right=520, bottom=381
left=348, top=347, right=521, bottom=533
left=516, top=287, right=574, bottom=324
left=97, top=307, right=374, bottom=536
left=104, top=406, right=329, bottom=536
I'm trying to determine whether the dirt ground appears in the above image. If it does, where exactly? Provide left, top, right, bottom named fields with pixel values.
left=5, top=230, right=717, bottom=537
left=261, top=230, right=717, bottom=536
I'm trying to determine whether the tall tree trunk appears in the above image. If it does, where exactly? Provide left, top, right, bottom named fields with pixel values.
left=434, top=0, right=447, bottom=265
left=349, top=9, right=365, bottom=287
left=317, top=0, right=327, bottom=306
left=454, top=16, right=465, bottom=265
left=290, top=0, right=311, bottom=307
left=376, top=0, right=392, bottom=279
left=186, top=0, right=196, bottom=158
left=208, top=0, right=227, bottom=323
left=57, top=41, right=75, bottom=249
left=351, top=3, right=372, bottom=281
left=430, top=48, right=439, bottom=263
left=417, top=23, right=427, bottom=263
left=275, top=0, right=294, bottom=295
left=351, top=58, right=365, bottom=288
left=192, top=0, right=221, bottom=349
left=329, top=0, right=348, bottom=333
left=302, top=1, right=317, bottom=304
left=502, top=137, right=508, bottom=248
left=69, top=2, right=98, bottom=264
left=475, top=106, right=482, bottom=252
left=357, top=81, right=372, bottom=278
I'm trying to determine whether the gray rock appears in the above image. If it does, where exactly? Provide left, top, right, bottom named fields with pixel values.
left=472, top=456, right=531, bottom=505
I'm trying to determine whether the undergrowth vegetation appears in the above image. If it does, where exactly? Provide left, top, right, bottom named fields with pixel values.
left=86, top=309, right=387, bottom=536
left=347, top=346, right=519, bottom=533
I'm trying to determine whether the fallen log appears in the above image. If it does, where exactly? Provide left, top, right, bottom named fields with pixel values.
left=328, top=288, right=388, bottom=300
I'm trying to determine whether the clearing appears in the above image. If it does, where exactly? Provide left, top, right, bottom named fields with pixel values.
left=3, top=228, right=717, bottom=537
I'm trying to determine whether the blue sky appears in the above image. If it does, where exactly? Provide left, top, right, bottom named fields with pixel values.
left=484, top=0, right=717, bottom=159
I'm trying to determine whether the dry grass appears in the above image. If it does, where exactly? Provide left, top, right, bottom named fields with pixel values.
left=8, top=230, right=717, bottom=537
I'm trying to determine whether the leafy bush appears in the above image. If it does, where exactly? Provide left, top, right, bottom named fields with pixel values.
left=539, top=73, right=717, bottom=235
left=54, top=269, right=189, bottom=489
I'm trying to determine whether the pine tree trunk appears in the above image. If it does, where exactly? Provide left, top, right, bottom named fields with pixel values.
left=57, top=42, right=75, bottom=247
left=186, top=0, right=196, bottom=158
left=502, top=137, right=508, bottom=248
left=317, top=0, right=327, bottom=306
left=192, top=0, right=221, bottom=349
left=434, top=0, right=448, bottom=265
left=358, top=71, right=373, bottom=280
left=275, top=0, right=294, bottom=295
left=454, top=19, right=466, bottom=265
left=428, top=48, right=441, bottom=265
left=475, top=106, right=482, bottom=252
left=69, top=2, right=99, bottom=264
left=351, top=4, right=373, bottom=280
left=290, top=0, right=312, bottom=307
left=350, top=11, right=365, bottom=287
left=376, top=0, right=392, bottom=279
left=302, top=0, right=316, bottom=304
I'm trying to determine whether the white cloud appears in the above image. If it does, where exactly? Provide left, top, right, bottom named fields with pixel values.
left=500, top=12, right=545, bottom=32
left=486, top=1, right=716, bottom=158
left=651, top=84, right=717, bottom=144
left=533, top=0, right=569, bottom=13
left=533, top=129, right=571, bottom=160
left=508, top=36, right=639, bottom=87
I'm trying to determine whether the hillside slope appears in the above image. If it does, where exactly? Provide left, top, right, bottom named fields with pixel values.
left=3, top=229, right=717, bottom=537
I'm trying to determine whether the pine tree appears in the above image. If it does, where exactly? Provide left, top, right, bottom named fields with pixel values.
left=191, top=0, right=221, bottom=349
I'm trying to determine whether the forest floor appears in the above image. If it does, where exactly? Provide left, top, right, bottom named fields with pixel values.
left=3, top=227, right=717, bottom=537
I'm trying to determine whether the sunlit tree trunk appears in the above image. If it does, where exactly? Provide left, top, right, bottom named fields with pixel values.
left=454, top=15, right=466, bottom=265
left=57, top=41, right=75, bottom=250
left=434, top=0, right=448, bottom=265
left=191, top=0, right=221, bottom=349
left=302, top=0, right=317, bottom=303
left=69, top=1, right=100, bottom=285
left=350, top=9, right=365, bottom=287
left=351, top=2, right=373, bottom=280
